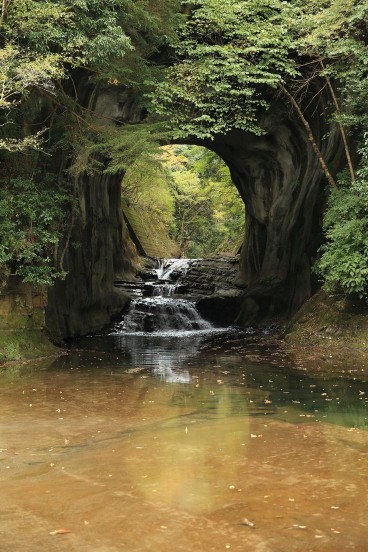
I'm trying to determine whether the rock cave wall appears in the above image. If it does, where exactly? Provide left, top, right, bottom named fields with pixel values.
left=45, top=87, right=344, bottom=338
left=45, top=87, right=141, bottom=339
left=204, top=101, right=343, bottom=325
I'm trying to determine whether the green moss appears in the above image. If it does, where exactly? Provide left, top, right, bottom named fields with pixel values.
left=0, top=330, right=58, bottom=364
left=285, top=290, right=368, bottom=353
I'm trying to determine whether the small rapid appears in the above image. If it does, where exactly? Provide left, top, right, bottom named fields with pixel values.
left=155, top=258, right=191, bottom=281
left=119, top=297, right=211, bottom=333
left=117, top=258, right=212, bottom=334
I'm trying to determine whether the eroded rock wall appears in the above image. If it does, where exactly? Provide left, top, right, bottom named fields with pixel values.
left=0, top=278, right=56, bottom=362
left=46, top=172, right=133, bottom=339
left=176, top=257, right=243, bottom=325
left=204, top=101, right=343, bottom=325
left=46, top=87, right=344, bottom=337
left=45, top=86, right=142, bottom=339
left=177, top=257, right=241, bottom=297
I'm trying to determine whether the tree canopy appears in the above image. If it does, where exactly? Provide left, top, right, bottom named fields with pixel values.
left=0, top=0, right=367, bottom=299
left=122, top=146, right=244, bottom=258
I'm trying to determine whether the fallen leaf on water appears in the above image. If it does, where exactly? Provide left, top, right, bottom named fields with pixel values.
left=241, top=518, right=255, bottom=528
left=49, top=529, right=72, bottom=536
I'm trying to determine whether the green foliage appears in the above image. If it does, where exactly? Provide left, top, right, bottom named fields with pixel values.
left=121, top=145, right=244, bottom=258
left=1, top=340, right=21, bottom=361
left=3, top=0, right=182, bottom=85
left=148, top=0, right=298, bottom=139
left=6, top=0, right=157, bottom=69
left=0, top=0, right=182, bottom=151
left=0, top=330, right=57, bottom=362
left=315, top=180, right=368, bottom=299
left=168, top=164, right=218, bottom=256
left=294, top=0, right=368, bottom=131
left=0, top=175, right=70, bottom=285
left=93, top=122, right=174, bottom=175
left=296, top=0, right=368, bottom=299
left=122, top=154, right=174, bottom=222
left=355, top=135, right=368, bottom=206
left=162, top=145, right=244, bottom=257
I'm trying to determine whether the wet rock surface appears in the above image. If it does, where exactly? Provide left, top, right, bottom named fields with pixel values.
left=175, top=257, right=242, bottom=297
left=115, top=257, right=244, bottom=327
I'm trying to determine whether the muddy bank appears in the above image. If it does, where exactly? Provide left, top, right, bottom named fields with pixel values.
left=283, top=290, right=368, bottom=367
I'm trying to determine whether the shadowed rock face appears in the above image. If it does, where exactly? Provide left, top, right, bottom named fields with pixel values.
left=46, top=171, right=133, bottom=339
left=46, top=88, right=343, bottom=338
left=205, top=103, right=342, bottom=325
left=46, top=87, right=141, bottom=339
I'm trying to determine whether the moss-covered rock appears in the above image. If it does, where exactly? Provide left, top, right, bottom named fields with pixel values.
left=0, top=278, right=59, bottom=364
left=285, top=290, right=368, bottom=355
left=0, top=330, right=57, bottom=363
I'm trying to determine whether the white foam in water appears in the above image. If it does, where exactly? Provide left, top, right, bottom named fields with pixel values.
left=155, top=257, right=202, bottom=281
left=120, top=297, right=212, bottom=333
left=117, top=258, right=214, bottom=335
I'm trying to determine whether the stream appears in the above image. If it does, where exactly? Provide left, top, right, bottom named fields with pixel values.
left=1, top=259, right=368, bottom=551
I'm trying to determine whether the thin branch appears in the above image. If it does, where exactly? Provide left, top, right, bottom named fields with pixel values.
left=302, top=82, right=328, bottom=115
left=36, top=87, right=102, bottom=133
left=319, top=59, right=355, bottom=183
left=281, top=86, right=337, bottom=188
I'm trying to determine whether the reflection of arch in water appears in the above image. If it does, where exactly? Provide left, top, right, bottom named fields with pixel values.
left=112, top=332, right=206, bottom=380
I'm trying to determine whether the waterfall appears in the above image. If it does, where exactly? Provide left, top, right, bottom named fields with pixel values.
left=117, top=258, right=212, bottom=334
left=155, top=258, right=192, bottom=281
left=121, top=297, right=211, bottom=333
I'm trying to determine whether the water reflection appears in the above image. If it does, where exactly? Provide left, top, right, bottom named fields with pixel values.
left=1, top=332, right=368, bottom=551
left=113, top=332, right=206, bottom=372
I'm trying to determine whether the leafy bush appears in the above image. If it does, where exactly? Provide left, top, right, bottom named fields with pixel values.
left=148, top=0, right=297, bottom=140
left=0, top=176, right=71, bottom=285
left=315, top=183, right=368, bottom=299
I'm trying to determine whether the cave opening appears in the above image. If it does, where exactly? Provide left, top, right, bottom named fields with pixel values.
left=46, top=94, right=339, bottom=340
left=121, top=144, right=245, bottom=261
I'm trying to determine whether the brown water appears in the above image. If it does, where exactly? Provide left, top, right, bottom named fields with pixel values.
left=1, top=330, right=368, bottom=551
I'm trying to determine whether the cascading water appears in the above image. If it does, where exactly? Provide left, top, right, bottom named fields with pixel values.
left=122, top=297, right=211, bottom=333
left=155, top=258, right=191, bottom=281
left=117, top=258, right=212, bottom=334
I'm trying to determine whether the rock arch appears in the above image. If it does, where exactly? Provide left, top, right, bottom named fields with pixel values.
left=45, top=87, right=342, bottom=338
